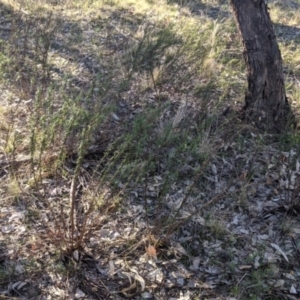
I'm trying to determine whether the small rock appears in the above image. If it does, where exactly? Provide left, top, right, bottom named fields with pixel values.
left=141, top=292, right=153, bottom=299
left=274, top=279, right=284, bottom=288
left=187, top=279, right=196, bottom=288
left=75, top=288, right=85, bottom=299
left=177, top=277, right=185, bottom=286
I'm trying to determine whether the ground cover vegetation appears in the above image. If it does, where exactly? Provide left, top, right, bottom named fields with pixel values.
left=0, top=0, right=300, bottom=299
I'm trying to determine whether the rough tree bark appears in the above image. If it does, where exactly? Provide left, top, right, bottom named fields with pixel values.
left=230, top=0, right=294, bottom=132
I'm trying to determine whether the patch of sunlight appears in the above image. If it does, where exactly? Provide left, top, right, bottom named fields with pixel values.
left=7, top=177, right=21, bottom=198
left=48, top=53, right=83, bottom=79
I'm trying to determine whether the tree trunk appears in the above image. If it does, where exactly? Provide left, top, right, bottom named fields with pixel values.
left=230, top=0, right=294, bottom=132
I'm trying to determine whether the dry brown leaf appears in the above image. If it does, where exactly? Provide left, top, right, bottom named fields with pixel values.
left=238, top=265, right=252, bottom=270
left=121, top=281, right=137, bottom=297
left=265, top=174, right=273, bottom=185
left=146, top=245, right=157, bottom=258
left=239, top=170, right=248, bottom=181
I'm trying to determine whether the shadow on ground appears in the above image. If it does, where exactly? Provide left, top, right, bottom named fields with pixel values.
left=0, top=2, right=147, bottom=97
left=274, top=23, right=300, bottom=44
left=165, top=0, right=300, bottom=46
left=166, top=0, right=230, bottom=20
